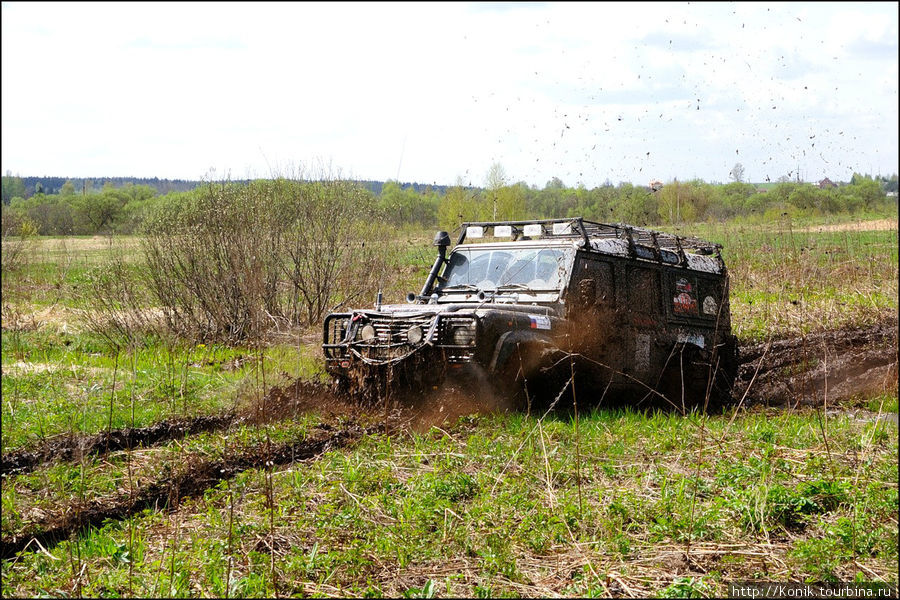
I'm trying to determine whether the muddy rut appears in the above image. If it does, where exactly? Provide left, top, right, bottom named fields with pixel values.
left=735, top=318, right=898, bottom=407
left=1, top=422, right=375, bottom=560
left=1, top=380, right=343, bottom=478
left=1, top=415, right=235, bottom=477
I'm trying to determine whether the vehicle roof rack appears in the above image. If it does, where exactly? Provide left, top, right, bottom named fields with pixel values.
left=455, top=217, right=721, bottom=254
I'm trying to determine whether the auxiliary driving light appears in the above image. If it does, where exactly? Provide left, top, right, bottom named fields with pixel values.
left=407, top=325, right=424, bottom=344
left=523, top=223, right=542, bottom=237
left=451, top=322, right=477, bottom=346
left=360, top=324, right=376, bottom=341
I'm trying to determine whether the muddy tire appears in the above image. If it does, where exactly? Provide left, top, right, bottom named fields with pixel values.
left=491, top=340, right=561, bottom=411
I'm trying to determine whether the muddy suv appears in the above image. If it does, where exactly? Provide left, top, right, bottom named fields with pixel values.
left=323, top=218, right=736, bottom=409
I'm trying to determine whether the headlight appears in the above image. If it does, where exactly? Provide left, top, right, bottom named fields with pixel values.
left=451, top=322, right=477, bottom=346
left=360, top=324, right=376, bottom=341
left=407, top=325, right=424, bottom=344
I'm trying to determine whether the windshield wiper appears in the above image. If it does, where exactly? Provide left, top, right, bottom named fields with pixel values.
left=496, top=283, right=530, bottom=291
left=442, top=283, right=481, bottom=292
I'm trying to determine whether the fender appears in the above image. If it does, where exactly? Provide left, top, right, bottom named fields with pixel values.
left=489, top=330, right=556, bottom=375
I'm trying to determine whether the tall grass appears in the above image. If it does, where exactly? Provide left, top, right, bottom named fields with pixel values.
left=1, top=213, right=897, bottom=597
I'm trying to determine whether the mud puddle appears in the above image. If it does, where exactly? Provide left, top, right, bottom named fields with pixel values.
left=1, top=421, right=374, bottom=561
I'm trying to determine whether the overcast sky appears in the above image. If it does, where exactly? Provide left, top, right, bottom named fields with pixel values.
left=2, top=2, right=897, bottom=188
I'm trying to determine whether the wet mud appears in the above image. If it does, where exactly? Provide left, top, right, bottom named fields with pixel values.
left=1, top=422, right=373, bottom=561
left=1, top=415, right=236, bottom=478
left=735, top=318, right=898, bottom=408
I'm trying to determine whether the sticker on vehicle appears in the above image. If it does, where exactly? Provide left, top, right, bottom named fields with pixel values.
left=677, top=332, right=705, bottom=348
left=673, top=277, right=698, bottom=315
left=529, top=315, right=551, bottom=330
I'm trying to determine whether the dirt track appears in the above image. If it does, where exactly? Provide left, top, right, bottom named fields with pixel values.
left=1, top=415, right=236, bottom=477
left=0, top=422, right=374, bottom=560
left=794, top=218, right=898, bottom=233
left=0, top=380, right=356, bottom=478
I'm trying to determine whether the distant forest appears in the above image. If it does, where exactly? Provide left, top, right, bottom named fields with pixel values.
left=2, top=176, right=447, bottom=201
left=1, top=169, right=897, bottom=238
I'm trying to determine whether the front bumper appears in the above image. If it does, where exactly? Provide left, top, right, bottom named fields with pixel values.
left=323, top=311, right=479, bottom=374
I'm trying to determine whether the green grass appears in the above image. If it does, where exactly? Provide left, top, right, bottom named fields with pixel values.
left=2, top=407, right=896, bottom=597
left=1, top=328, right=325, bottom=451
left=1, top=236, right=145, bottom=309
left=864, top=394, right=899, bottom=414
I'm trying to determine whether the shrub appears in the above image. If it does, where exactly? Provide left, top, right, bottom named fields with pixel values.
left=141, top=174, right=388, bottom=343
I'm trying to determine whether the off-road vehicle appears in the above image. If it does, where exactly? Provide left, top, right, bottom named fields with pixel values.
left=323, top=218, right=736, bottom=410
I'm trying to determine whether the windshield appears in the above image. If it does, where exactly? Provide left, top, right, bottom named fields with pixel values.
left=440, top=247, right=571, bottom=291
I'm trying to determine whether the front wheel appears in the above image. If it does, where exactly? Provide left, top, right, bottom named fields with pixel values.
left=492, top=340, right=570, bottom=413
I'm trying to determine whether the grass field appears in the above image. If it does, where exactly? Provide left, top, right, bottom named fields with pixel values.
left=1, top=215, right=897, bottom=597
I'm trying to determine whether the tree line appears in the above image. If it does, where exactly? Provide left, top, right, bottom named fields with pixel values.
left=1, top=170, right=896, bottom=238
left=1, top=175, right=206, bottom=200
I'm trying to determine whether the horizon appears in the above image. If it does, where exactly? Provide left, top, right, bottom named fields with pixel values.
left=8, top=172, right=894, bottom=194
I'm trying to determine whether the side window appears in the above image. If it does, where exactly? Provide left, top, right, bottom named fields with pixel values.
left=444, top=252, right=470, bottom=286
left=628, top=267, right=659, bottom=313
left=585, top=259, right=614, bottom=303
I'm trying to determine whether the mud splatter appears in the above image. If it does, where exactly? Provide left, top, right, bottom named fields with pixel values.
left=388, top=384, right=516, bottom=433
left=253, top=378, right=360, bottom=424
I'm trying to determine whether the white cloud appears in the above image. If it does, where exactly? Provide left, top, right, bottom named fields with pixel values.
left=1, top=1, right=896, bottom=185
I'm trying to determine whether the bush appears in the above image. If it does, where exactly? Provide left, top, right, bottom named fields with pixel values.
left=141, top=175, right=388, bottom=343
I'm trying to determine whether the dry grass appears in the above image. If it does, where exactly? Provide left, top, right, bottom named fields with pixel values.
left=794, top=218, right=898, bottom=233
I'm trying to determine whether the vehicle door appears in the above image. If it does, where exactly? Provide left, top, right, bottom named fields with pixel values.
left=565, top=252, right=618, bottom=358
left=622, top=263, right=663, bottom=382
